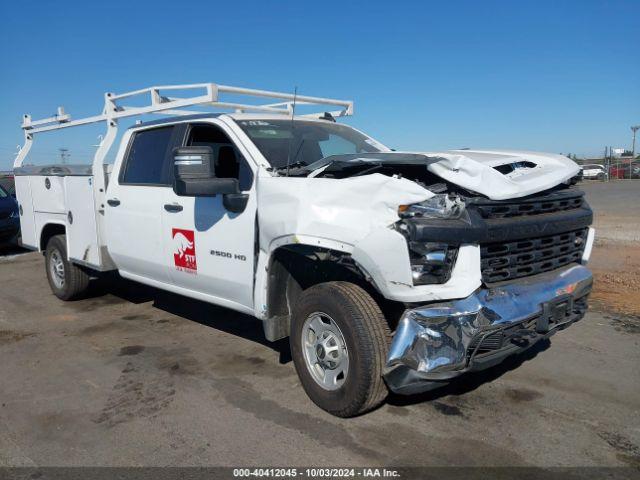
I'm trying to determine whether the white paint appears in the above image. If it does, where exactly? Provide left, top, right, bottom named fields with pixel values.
left=581, top=227, right=596, bottom=264
left=65, top=176, right=101, bottom=266
left=258, top=173, right=433, bottom=251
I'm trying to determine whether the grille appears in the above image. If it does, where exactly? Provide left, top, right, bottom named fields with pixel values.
left=481, top=228, right=588, bottom=283
left=467, top=296, right=589, bottom=358
left=475, top=193, right=584, bottom=219
left=468, top=318, right=537, bottom=355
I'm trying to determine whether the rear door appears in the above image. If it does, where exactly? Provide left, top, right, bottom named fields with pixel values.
left=105, top=125, right=179, bottom=282
left=160, top=121, right=257, bottom=309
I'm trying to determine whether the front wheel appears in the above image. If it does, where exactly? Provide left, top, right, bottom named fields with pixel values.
left=290, top=282, right=391, bottom=417
left=45, top=234, right=90, bottom=300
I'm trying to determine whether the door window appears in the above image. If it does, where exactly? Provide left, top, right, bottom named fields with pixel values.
left=120, top=126, right=174, bottom=185
left=186, top=124, right=254, bottom=191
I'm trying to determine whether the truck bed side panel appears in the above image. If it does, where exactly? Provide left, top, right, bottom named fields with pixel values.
left=14, top=176, right=37, bottom=248
left=31, top=175, right=66, bottom=214
left=64, top=176, right=101, bottom=267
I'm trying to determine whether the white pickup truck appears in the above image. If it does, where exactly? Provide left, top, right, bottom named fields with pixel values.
left=14, top=83, right=595, bottom=417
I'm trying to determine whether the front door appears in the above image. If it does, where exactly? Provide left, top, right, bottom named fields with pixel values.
left=105, top=125, right=178, bottom=283
left=161, top=121, right=257, bottom=309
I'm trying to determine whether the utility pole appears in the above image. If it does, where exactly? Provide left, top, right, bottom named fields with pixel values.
left=58, top=148, right=70, bottom=165
left=632, top=126, right=640, bottom=158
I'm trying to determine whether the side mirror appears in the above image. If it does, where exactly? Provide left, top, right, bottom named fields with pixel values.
left=173, top=146, right=239, bottom=197
left=223, top=193, right=249, bottom=214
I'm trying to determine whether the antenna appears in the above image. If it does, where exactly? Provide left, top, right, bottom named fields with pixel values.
left=285, top=86, right=298, bottom=177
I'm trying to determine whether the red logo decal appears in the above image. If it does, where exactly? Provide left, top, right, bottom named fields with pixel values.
left=172, top=228, right=197, bottom=273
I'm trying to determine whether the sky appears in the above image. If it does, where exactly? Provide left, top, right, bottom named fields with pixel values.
left=0, top=0, right=638, bottom=170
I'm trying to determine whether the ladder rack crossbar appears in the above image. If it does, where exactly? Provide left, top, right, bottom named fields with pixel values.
left=20, top=82, right=354, bottom=135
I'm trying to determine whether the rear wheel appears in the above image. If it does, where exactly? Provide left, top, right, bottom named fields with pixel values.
left=45, top=234, right=90, bottom=300
left=290, top=282, right=390, bottom=417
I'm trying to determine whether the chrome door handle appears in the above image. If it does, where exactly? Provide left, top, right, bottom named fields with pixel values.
left=164, top=203, right=183, bottom=213
left=107, top=198, right=120, bottom=207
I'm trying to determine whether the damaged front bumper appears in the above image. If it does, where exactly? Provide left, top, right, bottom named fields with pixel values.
left=383, top=264, right=593, bottom=395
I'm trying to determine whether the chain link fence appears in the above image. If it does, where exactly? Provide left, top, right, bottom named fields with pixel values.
left=577, top=158, right=640, bottom=181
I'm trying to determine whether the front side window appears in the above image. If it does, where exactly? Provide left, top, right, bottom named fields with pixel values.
left=235, top=120, right=387, bottom=169
left=186, top=124, right=254, bottom=191
left=121, top=126, right=174, bottom=185
left=0, top=185, right=7, bottom=198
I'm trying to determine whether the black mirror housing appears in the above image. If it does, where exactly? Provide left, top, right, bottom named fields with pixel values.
left=173, top=146, right=240, bottom=197
left=223, top=193, right=249, bottom=214
left=173, top=146, right=215, bottom=178
left=175, top=177, right=240, bottom=197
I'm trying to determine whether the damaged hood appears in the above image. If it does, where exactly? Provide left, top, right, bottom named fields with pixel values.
left=425, top=149, right=580, bottom=200
left=308, top=149, right=580, bottom=200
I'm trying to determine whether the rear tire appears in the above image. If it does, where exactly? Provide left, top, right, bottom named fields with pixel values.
left=290, top=282, right=391, bottom=417
left=45, top=234, right=90, bottom=300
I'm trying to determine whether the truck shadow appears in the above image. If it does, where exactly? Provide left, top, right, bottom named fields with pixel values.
left=88, top=276, right=549, bottom=399
left=92, top=275, right=292, bottom=364
left=0, top=244, right=29, bottom=257
left=385, top=339, right=551, bottom=407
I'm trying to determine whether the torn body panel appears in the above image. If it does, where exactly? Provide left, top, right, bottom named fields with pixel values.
left=257, top=172, right=433, bottom=252
left=424, top=149, right=581, bottom=200
left=308, top=149, right=581, bottom=200
left=255, top=173, right=435, bottom=321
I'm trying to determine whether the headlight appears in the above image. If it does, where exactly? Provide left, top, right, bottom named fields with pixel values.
left=408, top=241, right=458, bottom=285
left=399, top=194, right=464, bottom=219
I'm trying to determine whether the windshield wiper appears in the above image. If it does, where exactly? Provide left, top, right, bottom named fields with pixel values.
left=277, top=139, right=306, bottom=174
left=276, top=160, right=306, bottom=171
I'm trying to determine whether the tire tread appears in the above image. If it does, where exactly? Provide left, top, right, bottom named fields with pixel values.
left=45, top=235, right=90, bottom=300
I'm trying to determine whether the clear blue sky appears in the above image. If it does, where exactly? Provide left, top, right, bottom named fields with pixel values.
left=1, top=0, right=638, bottom=169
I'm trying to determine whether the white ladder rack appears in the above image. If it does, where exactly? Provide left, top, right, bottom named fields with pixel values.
left=15, top=82, right=353, bottom=169
left=13, top=83, right=354, bottom=265
left=18, top=83, right=353, bottom=136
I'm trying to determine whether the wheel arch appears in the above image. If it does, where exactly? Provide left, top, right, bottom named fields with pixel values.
left=39, top=222, right=66, bottom=252
left=262, top=242, right=399, bottom=342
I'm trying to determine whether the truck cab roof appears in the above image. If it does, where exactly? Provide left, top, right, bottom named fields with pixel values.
left=131, top=112, right=338, bottom=130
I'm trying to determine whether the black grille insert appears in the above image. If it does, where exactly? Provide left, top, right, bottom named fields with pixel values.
left=481, top=228, right=588, bottom=283
left=475, top=193, right=584, bottom=219
left=467, top=295, right=589, bottom=358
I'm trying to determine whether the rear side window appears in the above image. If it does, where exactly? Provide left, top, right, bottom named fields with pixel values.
left=121, top=126, right=174, bottom=185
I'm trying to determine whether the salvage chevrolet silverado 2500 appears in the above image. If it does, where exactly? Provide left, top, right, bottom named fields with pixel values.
left=13, top=84, right=594, bottom=417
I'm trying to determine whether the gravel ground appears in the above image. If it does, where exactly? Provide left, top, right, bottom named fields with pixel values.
left=582, top=180, right=640, bottom=317
left=582, top=180, right=640, bottom=243
left=0, top=181, right=638, bottom=470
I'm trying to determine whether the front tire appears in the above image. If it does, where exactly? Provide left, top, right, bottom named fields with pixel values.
left=45, top=234, right=90, bottom=300
left=290, top=282, right=390, bottom=417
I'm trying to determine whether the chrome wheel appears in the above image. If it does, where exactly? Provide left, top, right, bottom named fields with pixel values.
left=301, top=312, right=349, bottom=391
left=49, top=249, right=65, bottom=289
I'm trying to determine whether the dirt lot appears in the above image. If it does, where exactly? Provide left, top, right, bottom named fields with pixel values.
left=0, top=181, right=638, bottom=470
left=583, top=181, right=640, bottom=320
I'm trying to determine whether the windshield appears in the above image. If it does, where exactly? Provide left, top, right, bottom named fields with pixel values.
left=235, top=119, right=388, bottom=169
